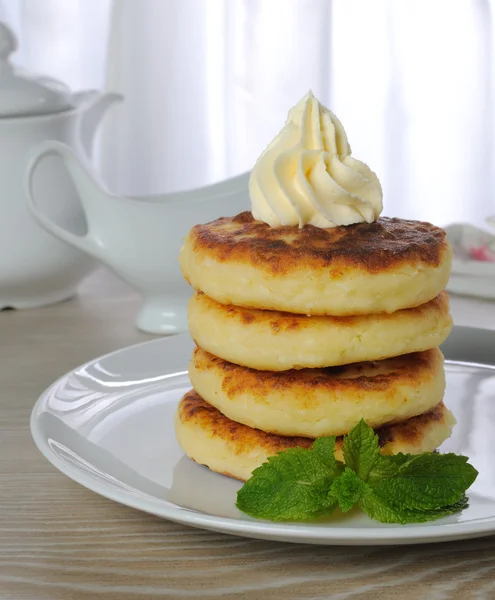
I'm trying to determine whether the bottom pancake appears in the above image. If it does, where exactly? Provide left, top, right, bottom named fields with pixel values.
left=175, top=390, right=456, bottom=482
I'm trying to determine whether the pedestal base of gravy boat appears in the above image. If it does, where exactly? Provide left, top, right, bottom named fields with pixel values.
left=136, top=294, right=189, bottom=334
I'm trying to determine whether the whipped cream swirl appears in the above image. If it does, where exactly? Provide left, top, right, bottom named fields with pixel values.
left=249, top=91, right=383, bottom=228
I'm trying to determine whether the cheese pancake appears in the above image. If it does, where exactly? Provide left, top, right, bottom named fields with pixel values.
left=188, top=291, right=452, bottom=370
left=189, top=347, right=445, bottom=437
left=175, top=391, right=456, bottom=482
left=180, top=212, right=452, bottom=316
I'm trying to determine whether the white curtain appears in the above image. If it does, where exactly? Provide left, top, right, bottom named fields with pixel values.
left=2, top=0, right=494, bottom=227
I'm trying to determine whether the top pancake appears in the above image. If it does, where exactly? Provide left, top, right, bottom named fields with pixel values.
left=180, top=211, right=452, bottom=315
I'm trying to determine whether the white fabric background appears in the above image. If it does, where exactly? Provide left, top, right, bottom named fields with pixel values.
left=1, top=0, right=494, bottom=227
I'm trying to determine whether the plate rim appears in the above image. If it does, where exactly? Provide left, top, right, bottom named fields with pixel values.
left=30, top=326, right=495, bottom=546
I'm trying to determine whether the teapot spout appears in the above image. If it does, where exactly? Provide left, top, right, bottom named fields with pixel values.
left=73, top=90, right=123, bottom=158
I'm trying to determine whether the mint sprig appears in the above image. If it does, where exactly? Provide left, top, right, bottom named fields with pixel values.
left=342, top=419, right=380, bottom=480
left=236, top=419, right=478, bottom=524
left=235, top=439, right=343, bottom=521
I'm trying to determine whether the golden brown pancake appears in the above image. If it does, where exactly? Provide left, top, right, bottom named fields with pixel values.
left=188, top=347, right=446, bottom=437
left=175, top=390, right=456, bottom=481
left=188, top=291, right=452, bottom=370
left=180, top=212, right=453, bottom=315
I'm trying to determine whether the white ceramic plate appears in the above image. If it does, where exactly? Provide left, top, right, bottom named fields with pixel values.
left=31, top=328, right=495, bottom=546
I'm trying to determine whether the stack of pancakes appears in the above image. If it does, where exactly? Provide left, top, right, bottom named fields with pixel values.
left=176, top=211, right=455, bottom=481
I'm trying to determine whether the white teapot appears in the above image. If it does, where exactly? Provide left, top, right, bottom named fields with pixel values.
left=0, top=21, right=122, bottom=309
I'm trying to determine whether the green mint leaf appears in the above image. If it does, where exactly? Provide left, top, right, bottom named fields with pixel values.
left=312, top=436, right=345, bottom=478
left=370, top=453, right=478, bottom=512
left=236, top=447, right=338, bottom=521
left=446, top=495, right=470, bottom=512
left=343, top=419, right=380, bottom=481
left=383, top=453, right=417, bottom=466
left=359, top=488, right=470, bottom=524
left=367, top=457, right=400, bottom=481
left=367, top=453, right=417, bottom=483
left=329, top=468, right=366, bottom=513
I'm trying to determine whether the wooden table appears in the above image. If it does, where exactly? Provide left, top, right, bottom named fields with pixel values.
left=2, top=268, right=495, bottom=600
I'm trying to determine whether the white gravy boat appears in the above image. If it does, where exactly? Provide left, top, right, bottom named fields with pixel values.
left=24, top=141, right=249, bottom=333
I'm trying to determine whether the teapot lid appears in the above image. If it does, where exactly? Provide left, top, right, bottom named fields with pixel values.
left=0, top=21, right=75, bottom=118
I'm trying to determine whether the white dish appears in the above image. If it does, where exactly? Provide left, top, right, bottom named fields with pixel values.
left=25, top=140, right=249, bottom=334
left=445, top=221, right=495, bottom=301
left=447, top=274, right=495, bottom=301
left=0, top=22, right=122, bottom=309
left=30, top=329, right=495, bottom=546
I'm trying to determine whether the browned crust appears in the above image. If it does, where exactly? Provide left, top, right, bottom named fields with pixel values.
left=186, top=211, right=449, bottom=275
left=377, top=402, right=446, bottom=448
left=179, top=389, right=314, bottom=454
left=178, top=389, right=448, bottom=456
left=191, top=347, right=442, bottom=405
left=192, top=290, right=450, bottom=333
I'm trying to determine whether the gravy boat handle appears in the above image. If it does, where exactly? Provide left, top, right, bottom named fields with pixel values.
left=24, top=140, right=104, bottom=260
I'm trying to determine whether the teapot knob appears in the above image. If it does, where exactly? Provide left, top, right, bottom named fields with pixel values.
left=0, top=21, right=17, bottom=62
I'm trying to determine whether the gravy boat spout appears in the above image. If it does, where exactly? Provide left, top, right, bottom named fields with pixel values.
left=24, top=140, right=249, bottom=333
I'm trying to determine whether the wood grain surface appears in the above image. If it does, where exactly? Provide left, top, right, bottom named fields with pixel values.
left=1, top=268, right=495, bottom=600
